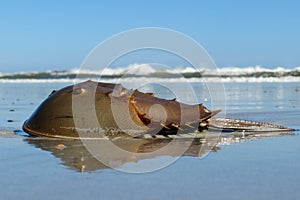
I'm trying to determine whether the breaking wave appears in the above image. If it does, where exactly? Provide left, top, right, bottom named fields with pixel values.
left=1, top=64, right=300, bottom=83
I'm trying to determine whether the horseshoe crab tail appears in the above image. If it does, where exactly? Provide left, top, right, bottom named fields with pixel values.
left=209, top=118, right=295, bottom=132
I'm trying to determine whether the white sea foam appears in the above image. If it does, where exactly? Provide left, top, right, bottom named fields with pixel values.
left=74, top=64, right=300, bottom=75
left=1, top=76, right=300, bottom=83
left=71, top=64, right=300, bottom=77
left=0, top=64, right=300, bottom=83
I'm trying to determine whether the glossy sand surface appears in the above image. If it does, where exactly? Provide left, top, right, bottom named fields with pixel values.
left=0, top=82, right=299, bottom=199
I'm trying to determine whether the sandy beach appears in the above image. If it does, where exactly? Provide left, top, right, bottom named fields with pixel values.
left=0, top=81, right=299, bottom=199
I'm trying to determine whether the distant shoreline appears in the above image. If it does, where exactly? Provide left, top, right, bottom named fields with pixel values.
left=0, top=65, right=300, bottom=82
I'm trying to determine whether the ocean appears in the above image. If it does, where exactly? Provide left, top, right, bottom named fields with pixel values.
left=0, top=66, right=299, bottom=199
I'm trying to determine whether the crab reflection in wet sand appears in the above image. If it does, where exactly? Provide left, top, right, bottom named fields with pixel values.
left=24, top=131, right=294, bottom=172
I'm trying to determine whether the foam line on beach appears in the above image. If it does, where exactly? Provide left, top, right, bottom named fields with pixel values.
left=1, top=65, right=300, bottom=83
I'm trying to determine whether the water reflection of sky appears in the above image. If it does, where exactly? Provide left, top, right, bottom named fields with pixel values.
left=224, top=82, right=300, bottom=112
left=0, top=82, right=299, bottom=200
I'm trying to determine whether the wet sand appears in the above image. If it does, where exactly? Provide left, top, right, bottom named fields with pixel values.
left=0, top=82, right=299, bottom=199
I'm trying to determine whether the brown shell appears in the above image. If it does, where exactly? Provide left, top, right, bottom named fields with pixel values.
left=23, top=81, right=220, bottom=138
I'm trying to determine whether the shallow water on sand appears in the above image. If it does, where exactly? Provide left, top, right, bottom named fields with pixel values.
left=0, top=82, right=299, bottom=200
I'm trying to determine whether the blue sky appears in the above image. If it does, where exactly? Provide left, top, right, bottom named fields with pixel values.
left=0, top=0, right=299, bottom=72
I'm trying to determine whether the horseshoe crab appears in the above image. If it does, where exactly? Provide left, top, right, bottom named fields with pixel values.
left=23, top=80, right=293, bottom=138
